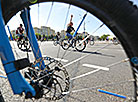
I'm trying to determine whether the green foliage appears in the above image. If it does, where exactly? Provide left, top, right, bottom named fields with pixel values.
left=100, top=34, right=110, bottom=40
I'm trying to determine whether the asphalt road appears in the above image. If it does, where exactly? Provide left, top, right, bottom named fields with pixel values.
left=0, top=41, right=135, bottom=102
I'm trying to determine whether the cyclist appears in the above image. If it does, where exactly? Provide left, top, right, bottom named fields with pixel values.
left=56, top=32, right=61, bottom=41
left=66, top=15, right=75, bottom=43
left=16, top=24, right=24, bottom=41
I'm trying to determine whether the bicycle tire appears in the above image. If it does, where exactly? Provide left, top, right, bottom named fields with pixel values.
left=0, top=91, right=4, bottom=102
left=1, top=0, right=138, bottom=101
left=17, top=40, right=23, bottom=49
left=75, top=39, right=86, bottom=52
left=113, top=41, right=119, bottom=45
left=53, top=40, right=58, bottom=46
left=24, top=41, right=31, bottom=50
left=89, top=40, right=95, bottom=46
left=61, top=39, right=70, bottom=50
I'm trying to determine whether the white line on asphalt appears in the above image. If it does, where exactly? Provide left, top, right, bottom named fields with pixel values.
left=63, top=54, right=88, bottom=68
left=82, top=64, right=109, bottom=71
left=71, top=69, right=100, bottom=80
left=54, top=58, right=68, bottom=63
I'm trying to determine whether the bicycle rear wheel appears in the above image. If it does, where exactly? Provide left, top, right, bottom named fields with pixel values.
left=53, top=40, right=58, bottom=46
left=89, top=40, right=95, bottom=46
left=17, top=40, right=23, bottom=49
left=75, top=39, right=86, bottom=52
left=61, top=39, right=70, bottom=50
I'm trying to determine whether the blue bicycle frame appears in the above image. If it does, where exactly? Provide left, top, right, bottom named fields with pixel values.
left=7, top=25, right=13, bottom=41
left=0, top=1, right=46, bottom=96
left=20, top=8, right=45, bottom=70
left=0, top=1, right=35, bottom=96
left=73, top=13, right=87, bottom=37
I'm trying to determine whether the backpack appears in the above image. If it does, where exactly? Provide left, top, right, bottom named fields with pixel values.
left=16, top=30, right=18, bottom=34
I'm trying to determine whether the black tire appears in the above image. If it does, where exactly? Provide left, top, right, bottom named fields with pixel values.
left=89, top=40, right=95, bottom=46
left=1, top=0, right=138, bottom=101
left=24, top=40, right=30, bottom=50
left=0, top=91, right=4, bottom=102
left=17, top=40, right=23, bottom=49
left=75, top=39, right=86, bottom=52
left=53, top=40, right=58, bottom=46
left=113, top=40, right=119, bottom=45
left=61, top=39, right=70, bottom=50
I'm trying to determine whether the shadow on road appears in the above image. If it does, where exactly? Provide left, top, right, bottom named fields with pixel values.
left=20, top=49, right=32, bottom=52
left=82, top=50, right=115, bottom=58
left=69, top=49, right=115, bottom=58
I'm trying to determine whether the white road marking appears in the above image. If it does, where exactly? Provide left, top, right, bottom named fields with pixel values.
left=71, top=69, right=100, bottom=80
left=82, top=64, right=109, bottom=71
left=63, top=54, right=88, bottom=68
left=54, top=58, right=68, bottom=62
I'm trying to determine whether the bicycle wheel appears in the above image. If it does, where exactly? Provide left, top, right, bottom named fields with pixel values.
left=24, top=38, right=31, bottom=51
left=17, top=40, right=23, bottom=49
left=1, top=0, right=138, bottom=102
left=113, top=40, right=119, bottom=45
left=53, top=40, right=58, bottom=46
left=75, top=39, right=86, bottom=52
left=61, top=39, right=70, bottom=50
left=89, top=40, right=95, bottom=46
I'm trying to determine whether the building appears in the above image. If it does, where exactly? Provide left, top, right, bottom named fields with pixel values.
left=40, top=26, right=49, bottom=36
left=40, top=26, right=53, bottom=36
left=33, top=27, right=41, bottom=34
left=61, top=30, right=66, bottom=38
left=50, top=29, right=55, bottom=36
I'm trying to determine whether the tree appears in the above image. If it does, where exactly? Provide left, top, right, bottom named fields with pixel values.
left=100, top=34, right=110, bottom=40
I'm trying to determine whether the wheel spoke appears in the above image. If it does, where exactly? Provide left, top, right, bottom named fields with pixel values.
left=71, top=58, right=129, bottom=80
left=63, top=79, right=135, bottom=94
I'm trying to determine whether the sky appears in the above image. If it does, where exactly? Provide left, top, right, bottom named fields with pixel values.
left=6, top=0, right=138, bottom=37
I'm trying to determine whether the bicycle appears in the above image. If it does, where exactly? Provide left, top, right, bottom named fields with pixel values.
left=53, top=37, right=63, bottom=46
left=61, top=36, right=87, bottom=52
left=61, top=13, right=87, bottom=52
left=0, top=0, right=138, bottom=102
left=89, top=36, right=95, bottom=46
left=17, top=35, right=30, bottom=51
left=85, top=35, right=95, bottom=46
left=112, top=37, right=120, bottom=45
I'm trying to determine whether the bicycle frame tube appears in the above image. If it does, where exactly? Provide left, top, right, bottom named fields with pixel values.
left=20, top=8, right=45, bottom=70
left=73, top=13, right=87, bottom=37
left=7, top=25, right=13, bottom=41
left=0, top=0, right=35, bottom=96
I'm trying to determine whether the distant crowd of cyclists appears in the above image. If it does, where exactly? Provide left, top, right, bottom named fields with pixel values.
left=13, top=14, right=118, bottom=45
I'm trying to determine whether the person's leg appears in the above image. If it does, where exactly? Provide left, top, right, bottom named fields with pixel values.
left=19, top=35, right=24, bottom=41
left=18, top=35, right=21, bottom=41
left=66, top=33, right=72, bottom=43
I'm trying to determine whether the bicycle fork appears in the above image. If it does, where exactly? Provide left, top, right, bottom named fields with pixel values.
left=0, top=1, right=35, bottom=97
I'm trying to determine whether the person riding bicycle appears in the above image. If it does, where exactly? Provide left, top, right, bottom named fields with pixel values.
left=16, top=24, right=24, bottom=41
left=56, top=32, right=61, bottom=41
left=66, top=15, right=75, bottom=44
